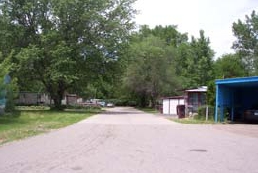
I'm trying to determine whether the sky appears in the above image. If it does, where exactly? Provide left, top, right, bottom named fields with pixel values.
left=134, top=0, right=258, bottom=58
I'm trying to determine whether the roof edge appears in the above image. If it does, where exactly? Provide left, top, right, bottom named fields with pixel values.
left=161, top=96, right=184, bottom=99
left=216, top=76, right=258, bottom=84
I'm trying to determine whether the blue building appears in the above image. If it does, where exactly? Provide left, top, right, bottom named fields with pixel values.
left=215, top=76, right=258, bottom=122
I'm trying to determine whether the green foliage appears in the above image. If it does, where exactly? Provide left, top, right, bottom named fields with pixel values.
left=121, top=25, right=216, bottom=107
left=172, top=118, right=215, bottom=124
left=171, top=30, right=215, bottom=89
left=122, top=25, right=216, bottom=108
left=207, top=80, right=216, bottom=106
left=0, top=0, right=136, bottom=109
left=5, top=78, right=19, bottom=112
left=137, top=107, right=159, bottom=114
left=187, top=30, right=214, bottom=87
left=215, top=53, right=247, bottom=78
left=138, top=25, right=188, bottom=46
left=63, top=104, right=102, bottom=110
left=104, top=99, right=137, bottom=106
left=232, top=10, right=258, bottom=75
left=123, top=35, right=180, bottom=107
left=196, top=105, right=214, bottom=121
left=0, top=52, right=18, bottom=113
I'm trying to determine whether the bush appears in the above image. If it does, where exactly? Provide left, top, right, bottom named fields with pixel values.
left=65, top=104, right=101, bottom=110
left=196, top=105, right=214, bottom=120
left=4, top=78, right=19, bottom=113
left=16, top=106, right=49, bottom=110
left=104, top=99, right=137, bottom=107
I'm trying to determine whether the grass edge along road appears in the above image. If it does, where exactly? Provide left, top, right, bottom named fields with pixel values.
left=172, top=118, right=215, bottom=124
left=0, top=106, right=101, bottom=145
left=138, top=107, right=215, bottom=124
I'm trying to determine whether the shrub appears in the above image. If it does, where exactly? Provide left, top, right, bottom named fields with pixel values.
left=196, top=105, right=214, bottom=120
left=64, top=104, right=101, bottom=110
left=104, top=99, right=137, bottom=107
left=4, top=78, right=19, bottom=113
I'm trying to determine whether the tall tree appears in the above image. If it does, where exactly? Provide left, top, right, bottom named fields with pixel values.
left=214, top=53, right=247, bottom=79
left=0, top=0, right=136, bottom=109
left=137, top=25, right=188, bottom=46
left=207, top=53, right=247, bottom=106
left=123, top=36, right=180, bottom=107
left=190, top=30, right=214, bottom=86
left=232, top=10, right=258, bottom=75
left=175, top=30, right=214, bottom=89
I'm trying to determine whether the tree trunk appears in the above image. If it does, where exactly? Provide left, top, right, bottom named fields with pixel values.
left=52, top=95, right=63, bottom=110
left=47, top=81, right=66, bottom=110
left=139, top=93, right=148, bottom=108
left=150, top=96, right=156, bottom=108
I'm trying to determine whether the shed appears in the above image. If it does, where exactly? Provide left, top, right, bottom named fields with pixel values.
left=185, top=86, right=207, bottom=114
left=162, top=96, right=184, bottom=115
left=215, top=76, right=258, bottom=122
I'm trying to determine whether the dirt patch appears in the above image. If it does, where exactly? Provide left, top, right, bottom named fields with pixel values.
left=213, top=124, right=258, bottom=138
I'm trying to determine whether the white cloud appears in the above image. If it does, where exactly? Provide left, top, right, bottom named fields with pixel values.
left=134, top=0, right=258, bottom=58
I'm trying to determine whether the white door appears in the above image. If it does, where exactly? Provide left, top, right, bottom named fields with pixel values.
left=169, top=99, right=178, bottom=115
left=163, top=99, right=169, bottom=114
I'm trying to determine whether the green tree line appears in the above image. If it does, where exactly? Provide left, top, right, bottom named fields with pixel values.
left=0, top=0, right=257, bottom=109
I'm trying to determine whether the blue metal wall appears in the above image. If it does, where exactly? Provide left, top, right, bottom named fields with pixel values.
left=215, top=76, right=258, bottom=122
left=215, top=85, right=234, bottom=122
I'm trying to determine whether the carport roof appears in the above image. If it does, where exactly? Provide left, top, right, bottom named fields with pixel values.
left=215, top=76, right=258, bottom=87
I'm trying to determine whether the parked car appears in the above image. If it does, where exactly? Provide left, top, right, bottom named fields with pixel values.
left=106, top=103, right=114, bottom=107
left=243, top=110, right=258, bottom=121
left=97, top=101, right=106, bottom=107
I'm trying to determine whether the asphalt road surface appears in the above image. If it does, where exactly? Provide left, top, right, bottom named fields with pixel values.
left=1, top=107, right=258, bottom=173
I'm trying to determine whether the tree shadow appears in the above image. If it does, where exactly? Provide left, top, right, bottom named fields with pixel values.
left=0, top=111, right=21, bottom=124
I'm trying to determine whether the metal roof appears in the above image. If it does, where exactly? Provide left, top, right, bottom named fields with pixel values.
left=215, top=76, right=258, bottom=88
left=162, top=96, right=184, bottom=100
left=216, top=76, right=258, bottom=84
left=185, top=86, right=207, bottom=92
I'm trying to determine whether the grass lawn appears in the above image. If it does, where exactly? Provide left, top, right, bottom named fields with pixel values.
left=0, top=107, right=101, bottom=145
left=137, top=107, right=159, bottom=114
left=172, top=118, right=215, bottom=124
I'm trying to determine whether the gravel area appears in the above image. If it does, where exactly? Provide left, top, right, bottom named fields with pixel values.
left=1, top=107, right=258, bottom=173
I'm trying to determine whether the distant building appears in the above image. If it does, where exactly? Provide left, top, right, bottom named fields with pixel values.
left=162, top=86, right=207, bottom=116
left=162, top=96, right=184, bottom=115
left=185, top=86, right=207, bottom=114
left=16, top=92, right=82, bottom=106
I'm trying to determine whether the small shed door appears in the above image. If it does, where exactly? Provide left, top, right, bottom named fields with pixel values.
left=169, top=99, right=178, bottom=114
left=163, top=99, right=170, bottom=114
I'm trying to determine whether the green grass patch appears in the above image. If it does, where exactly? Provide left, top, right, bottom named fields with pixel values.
left=137, top=107, right=159, bottom=114
left=172, top=117, right=215, bottom=124
left=0, top=107, right=101, bottom=145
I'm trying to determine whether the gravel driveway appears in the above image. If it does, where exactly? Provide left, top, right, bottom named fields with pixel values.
left=1, top=107, right=258, bottom=173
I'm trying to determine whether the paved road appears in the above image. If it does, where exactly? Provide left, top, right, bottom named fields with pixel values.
left=1, top=107, right=258, bottom=173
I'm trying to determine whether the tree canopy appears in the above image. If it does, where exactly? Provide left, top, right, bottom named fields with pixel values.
left=0, top=1, right=256, bottom=109
left=232, top=10, right=258, bottom=75
left=121, top=25, right=215, bottom=107
left=0, top=0, right=136, bottom=109
left=214, top=53, right=247, bottom=79
left=123, top=35, right=179, bottom=107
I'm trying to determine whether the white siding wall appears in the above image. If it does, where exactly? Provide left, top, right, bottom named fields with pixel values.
left=163, top=98, right=185, bottom=115
left=179, top=99, right=184, bottom=105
